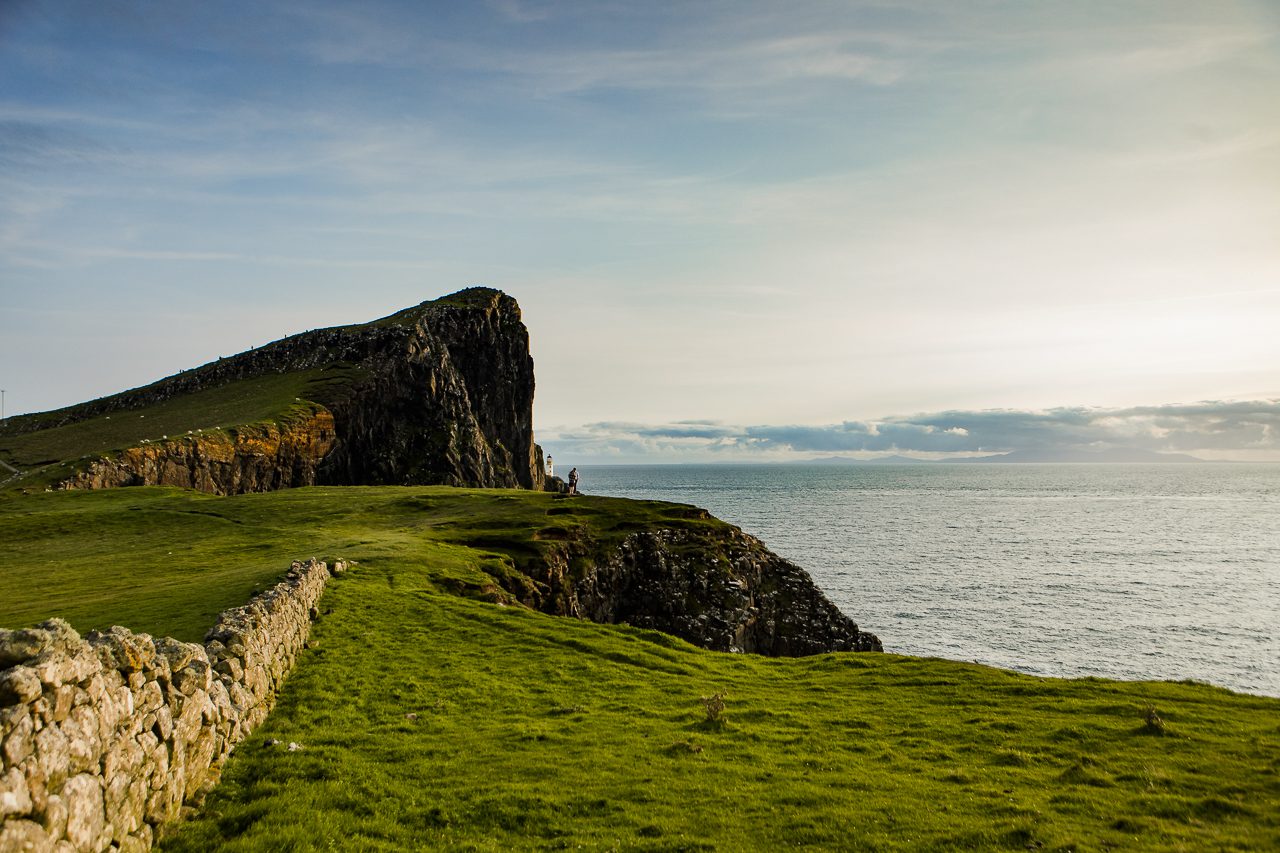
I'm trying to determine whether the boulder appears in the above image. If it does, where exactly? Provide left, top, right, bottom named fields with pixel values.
left=0, top=667, right=42, bottom=706
left=60, top=774, right=104, bottom=853
left=0, top=766, right=33, bottom=819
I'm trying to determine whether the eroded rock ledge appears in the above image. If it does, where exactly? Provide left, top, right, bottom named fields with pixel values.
left=59, top=412, right=337, bottom=494
left=494, top=514, right=883, bottom=656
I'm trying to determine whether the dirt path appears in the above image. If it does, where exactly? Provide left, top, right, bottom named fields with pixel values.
left=0, top=457, right=26, bottom=489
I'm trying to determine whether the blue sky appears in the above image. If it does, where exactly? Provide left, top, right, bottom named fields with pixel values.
left=2, top=1, right=1278, bottom=460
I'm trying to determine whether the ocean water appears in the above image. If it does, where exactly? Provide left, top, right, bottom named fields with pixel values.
left=579, top=464, right=1280, bottom=696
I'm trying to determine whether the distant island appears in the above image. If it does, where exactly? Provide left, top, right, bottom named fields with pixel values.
left=803, top=448, right=1206, bottom=464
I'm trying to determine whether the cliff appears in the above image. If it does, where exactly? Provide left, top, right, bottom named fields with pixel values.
left=1, top=289, right=881, bottom=661
left=437, top=498, right=882, bottom=655
left=550, top=523, right=881, bottom=655
left=1, top=288, right=545, bottom=493
left=58, top=411, right=338, bottom=493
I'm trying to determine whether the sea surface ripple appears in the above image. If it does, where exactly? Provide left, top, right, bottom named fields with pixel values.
left=581, top=463, right=1279, bottom=696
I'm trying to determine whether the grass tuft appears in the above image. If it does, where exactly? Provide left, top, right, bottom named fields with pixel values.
left=1141, top=703, right=1169, bottom=736
left=699, top=690, right=728, bottom=727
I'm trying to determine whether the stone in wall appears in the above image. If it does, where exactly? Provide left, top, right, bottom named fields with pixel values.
left=0, top=558, right=339, bottom=852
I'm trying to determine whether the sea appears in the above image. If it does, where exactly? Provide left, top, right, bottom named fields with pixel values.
left=579, top=463, right=1279, bottom=697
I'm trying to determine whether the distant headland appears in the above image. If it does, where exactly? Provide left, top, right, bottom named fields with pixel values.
left=803, top=448, right=1208, bottom=464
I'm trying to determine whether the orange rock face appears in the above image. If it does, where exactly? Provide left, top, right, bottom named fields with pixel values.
left=60, top=410, right=338, bottom=494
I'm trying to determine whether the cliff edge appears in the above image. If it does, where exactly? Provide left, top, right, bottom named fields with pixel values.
left=425, top=493, right=883, bottom=655
left=0, top=288, right=545, bottom=493
left=0, top=292, right=882, bottom=660
left=534, top=514, right=883, bottom=655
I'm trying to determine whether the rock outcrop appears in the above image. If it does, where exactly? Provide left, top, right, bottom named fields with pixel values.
left=582, top=527, right=883, bottom=655
left=490, top=510, right=882, bottom=656
left=60, top=411, right=337, bottom=493
left=23, top=288, right=545, bottom=494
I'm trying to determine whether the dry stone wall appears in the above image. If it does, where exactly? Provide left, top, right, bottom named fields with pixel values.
left=0, top=558, right=339, bottom=852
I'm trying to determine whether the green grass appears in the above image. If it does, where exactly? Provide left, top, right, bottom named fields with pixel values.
left=0, top=486, right=720, bottom=641
left=0, top=286, right=492, bottom=493
left=4, top=487, right=1278, bottom=851
left=0, top=365, right=366, bottom=493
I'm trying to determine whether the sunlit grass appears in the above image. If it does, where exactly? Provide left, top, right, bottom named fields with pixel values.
left=165, top=565, right=1279, bottom=851
left=0, top=365, right=370, bottom=493
left=0, top=486, right=721, bottom=641
left=4, top=487, right=1277, bottom=850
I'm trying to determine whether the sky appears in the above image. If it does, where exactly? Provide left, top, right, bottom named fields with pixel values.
left=1, top=1, right=1278, bottom=461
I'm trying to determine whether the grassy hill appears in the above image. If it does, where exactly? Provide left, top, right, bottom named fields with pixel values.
left=3, top=487, right=1277, bottom=851
left=0, top=370, right=363, bottom=493
left=0, top=486, right=716, bottom=641
left=0, top=286, right=514, bottom=494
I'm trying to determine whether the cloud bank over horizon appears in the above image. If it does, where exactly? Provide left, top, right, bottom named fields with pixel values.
left=541, top=399, right=1280, bottom=463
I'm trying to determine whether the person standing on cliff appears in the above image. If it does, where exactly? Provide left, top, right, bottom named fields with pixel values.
left=568, top=467, right=579, bottom=495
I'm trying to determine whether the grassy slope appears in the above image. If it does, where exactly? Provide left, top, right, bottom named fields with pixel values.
left=3, top=487, right=1278, bottom=851
left=0, top=486, right=716, bottom=642
left=0, top=367, right=370, bottom=493
left=0, top=288, right=502, bottom=494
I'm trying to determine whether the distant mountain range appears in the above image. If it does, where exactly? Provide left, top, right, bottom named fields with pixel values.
left=803, top=448, right=1206, bottom=464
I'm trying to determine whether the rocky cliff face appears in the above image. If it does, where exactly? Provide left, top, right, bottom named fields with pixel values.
left=490, top=512, right=882, bottom=656
left=60, top=411, right=337, bottom=493
left=315, top=291, right=544, bottom=490
left=43, top=288, right=545, bottom=494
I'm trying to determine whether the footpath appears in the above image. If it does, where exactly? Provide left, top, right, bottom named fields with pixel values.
left=0, top=458, right=23, bottom=489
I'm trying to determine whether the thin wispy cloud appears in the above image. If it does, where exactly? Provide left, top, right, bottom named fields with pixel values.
left=486, top=0, right=553, bottom=25
left=284, top=3, right=915, bottom=96
left=2, top=1, right=1277, bottom=429
left=458, top=35, right=909, bottom=97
